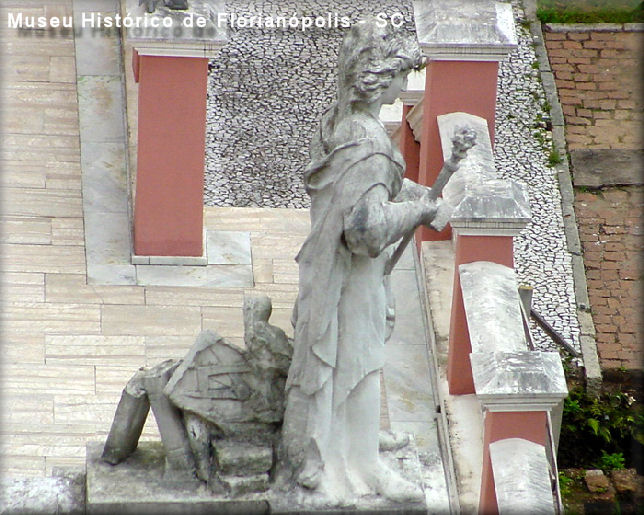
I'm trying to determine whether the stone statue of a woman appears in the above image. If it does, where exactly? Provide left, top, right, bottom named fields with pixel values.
left=277, top=19, right=450, bottom=504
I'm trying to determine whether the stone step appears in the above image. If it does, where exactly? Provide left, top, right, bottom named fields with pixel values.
left=214, top=440, right=273, bottom=476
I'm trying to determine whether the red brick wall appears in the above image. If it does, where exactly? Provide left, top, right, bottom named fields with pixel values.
left=544, top=25, right=643, bottom=150
left=544, top=24, right=643, bottom=371
left=575, top=187, right=643, bottom=370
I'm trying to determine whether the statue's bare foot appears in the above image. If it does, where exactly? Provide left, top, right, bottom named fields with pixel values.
left=370, top=463, right=424, bottom=503
left=296, top=461, right=322, bottom=490
left=379, top=430, right=410, bottom=452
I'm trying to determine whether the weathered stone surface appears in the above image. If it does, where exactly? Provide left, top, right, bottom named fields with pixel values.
left=270, top=436, right=427, bottom=513
left=471, top=351, right=568, bottom=406
left=102, top=369, right=150, bottom=465
left=143, top=359, right=197, bottom=480
left=585, top=469, right=611, bottom=493
left=164, top=325, right=289, bottom=434
left=0, top=468, right=85, bottom=515
left=450, top=179, right=531, bottom=232
left=86, top=442, right=268, bottom=514
left=414, top=0, right=517, bottom=58
left=214, top=441, right=273, bottom=476
left=459, top=261, right=526, bottom=353
left=87, top=440, right=429, bottom=513
left=571, top=149, right=644, bottom=188
left=489, top=438, right=555, bottom=514
left=439, top=113, right=496, bottom=208
left=217, top=474, right=270, bottom=498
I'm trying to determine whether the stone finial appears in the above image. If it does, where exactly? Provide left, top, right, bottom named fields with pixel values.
left=437, top=113, right=531, bottom=236
left=489, top=438, right=556, bottom=514
left=459, top=261, right=527, bottom=354
left=471, top=351, right=568, bottom=411
left=413, top=0, right=517, bottom=61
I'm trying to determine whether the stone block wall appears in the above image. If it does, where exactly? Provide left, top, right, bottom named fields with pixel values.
left=543, top=24, right=643, bottom=150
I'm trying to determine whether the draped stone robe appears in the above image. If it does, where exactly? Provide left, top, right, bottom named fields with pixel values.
left=280, top=109, right=405, bottom=482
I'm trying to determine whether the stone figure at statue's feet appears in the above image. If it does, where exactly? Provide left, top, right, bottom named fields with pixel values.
left=102, top=294, right=293, bottom=495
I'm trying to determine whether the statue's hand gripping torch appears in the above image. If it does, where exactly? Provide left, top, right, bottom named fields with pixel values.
left=385, top=126, right=477, bottom=275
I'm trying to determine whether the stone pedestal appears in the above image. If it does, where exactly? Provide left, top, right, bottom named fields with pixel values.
left=86, top=442, right=267, bottom=514
left=412, top=0, right=517, bottom=242
left=86, top=438, right=431, bottom=514
left=127, top=0, right=226, bottom=258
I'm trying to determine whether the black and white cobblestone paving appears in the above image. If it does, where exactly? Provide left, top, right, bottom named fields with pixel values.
left=204, top=0, right=581, bottom=355
left=204, top=0, right=415, bottom=208
left=496, top=1, right=580, bottom=353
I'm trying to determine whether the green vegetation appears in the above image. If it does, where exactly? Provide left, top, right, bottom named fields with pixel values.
left=558, top=470, right=575, bottom=498
left=537, top=0, right=644, bottom=23
left=575, top=184, right=602, bottom=194
left=548, top=146, right=563, bottom=166
left=595, top=450, right=626, bottom=471
left=559, top=386, right=644, bottom=470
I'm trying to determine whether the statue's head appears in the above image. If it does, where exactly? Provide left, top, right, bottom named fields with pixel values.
left=337, top=17, right=423, bottom=107
left=243, top=295, right=272, bottom=325
left=243, top=294, right=292, bottom=375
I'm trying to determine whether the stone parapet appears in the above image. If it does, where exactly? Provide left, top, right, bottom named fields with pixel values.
left=459, top=262, right=527, bottom=354
left=455, top=259, right=567, bottom=513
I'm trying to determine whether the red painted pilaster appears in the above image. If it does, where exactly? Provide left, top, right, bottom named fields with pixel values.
left=447, top=234, right=515, bottom=394
left=133, top=55, right=208, bottom=256
left=479, top=411, right=548, bottom=515
left=417, top=60, right=499, bottom=242
left=400, top=104, right=421, bottom=183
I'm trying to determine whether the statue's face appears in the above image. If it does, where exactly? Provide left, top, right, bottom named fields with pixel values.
left=380, top=70, right=409, bottom=106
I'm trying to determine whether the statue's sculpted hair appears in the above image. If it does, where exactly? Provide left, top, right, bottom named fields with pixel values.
left=317, top=18, right=423, bottom=154
left=338, top=18, right=423, bottom=105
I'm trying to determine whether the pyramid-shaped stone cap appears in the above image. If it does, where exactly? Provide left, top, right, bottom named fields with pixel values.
left=413, top=0, right=517, bottom=60
left=451, top=178, right=531, bottom=234
left=126, top=0, right=227, bottom=58
left=471, top=351, right=568, bottom=411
